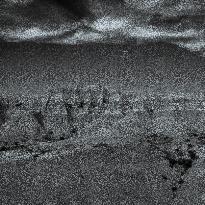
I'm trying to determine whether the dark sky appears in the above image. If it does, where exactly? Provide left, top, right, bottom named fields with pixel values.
left=0, top=41, right=204, bottom=96
left=0, top=0, right=205, bottom=54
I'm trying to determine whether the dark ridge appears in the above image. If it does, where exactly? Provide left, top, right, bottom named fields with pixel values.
left=134, top=41, right=203, bottom=59
left=0, top=40, right=203, bottom=59
left=0, top=143, right=32, bottom=152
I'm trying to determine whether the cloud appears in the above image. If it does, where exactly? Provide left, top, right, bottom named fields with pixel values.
left=1, top=15, right=204, bottom=43
left=51, top=30, right=105, bottom=44
left=90, top=16, right=204, bottom=40
left=1, top=16, right=203, bottom=49
left=175, top=39, right=205, bottom=57
left=1, top=27, right=57, bottom=40
left=0, top=0, right=204, bottom=54
left=128, top=27, right=203, bottom=39
left=125, top=0, right=163, bottom=10
left=125, top=0, right=205, bottom=16
left=0, top=23, right=80, bottom=41
left=178, top=40, right=205, bottom=51
left=90, top=17, right=129, bottom=32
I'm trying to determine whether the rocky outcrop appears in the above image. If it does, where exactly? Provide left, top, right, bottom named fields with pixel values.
left=1, top=85, right=205, bottom=155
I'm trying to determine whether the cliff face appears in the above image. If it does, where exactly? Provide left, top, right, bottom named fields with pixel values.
left=1, top=84, right=205, bottom=204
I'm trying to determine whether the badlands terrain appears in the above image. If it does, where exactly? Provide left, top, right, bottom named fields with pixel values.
left=0, top=41, right=205, bottom=204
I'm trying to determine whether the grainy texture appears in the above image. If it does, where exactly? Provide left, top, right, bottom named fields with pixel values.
left=0, top=1, right=205, bottom=204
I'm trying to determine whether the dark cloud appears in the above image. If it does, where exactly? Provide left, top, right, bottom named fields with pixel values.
left=0, top=0, right=204, bottom=54
left=49, top=0, right=93, bottom=19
